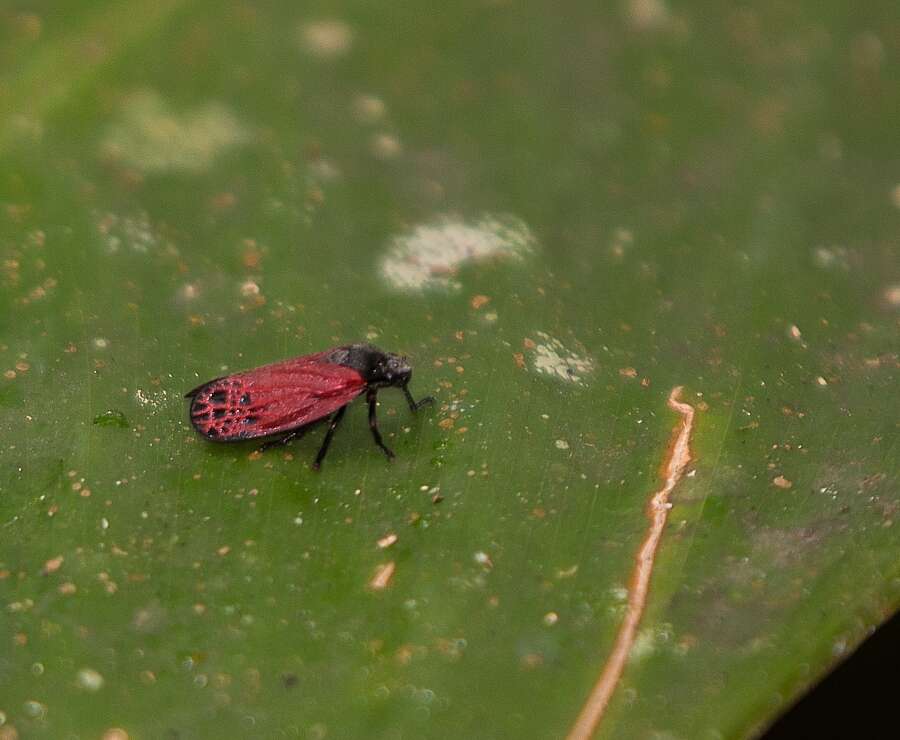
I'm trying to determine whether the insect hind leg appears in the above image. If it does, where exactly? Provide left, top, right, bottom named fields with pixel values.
left=258, top=427, right=308, bottom=453
left=312, top=406, right=347, bottom=470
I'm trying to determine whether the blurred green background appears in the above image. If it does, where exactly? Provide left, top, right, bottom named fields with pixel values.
left=1, top=1, right=898, bottom=738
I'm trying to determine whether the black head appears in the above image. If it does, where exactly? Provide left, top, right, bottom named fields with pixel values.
left=370, top=351, right=412, bottom=388
left=327, top=343, right=413, bottom=388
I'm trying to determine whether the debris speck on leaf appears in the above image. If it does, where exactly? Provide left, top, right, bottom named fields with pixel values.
left=369, top=561, right=396, bottom=590
left=41, top=555, right=64, bottom=575
left=377, top=533, right=398, bottom=549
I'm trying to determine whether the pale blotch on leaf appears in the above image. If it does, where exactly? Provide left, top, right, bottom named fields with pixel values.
left=100, top=90, right=249, bottom=174
left=94, top=210, right=159, bottom=254
left=884, top=283, right=900, bottom=308
left=380, top=213, right=536, bottom=291
left=626, top=0, right=670, bottom=31
left=353, top=94, right=387, bottom=124
left=76, top=667, right=105, bottom=692
left=527, top=332, right=594, bottom=385
left=370, top=132, right=402, bottom=160
left=609, top=227, right=634, bottom=259
left=298, top=19, right=354, bottom=59
left=23, top=700, right=46, bottom=719
left=308, top=157, right=342, bottom=182
left=812, top=245, right=849, bottom=270
left=849, top=32, right=884, bottom=73
left=6, top=113, right=44, bottom=143
left=628, top=623, right=674, bottom=663
left=179, top=283, right=199, bottom=302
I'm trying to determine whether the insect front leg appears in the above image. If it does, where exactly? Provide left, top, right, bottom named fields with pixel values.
left=312, top=406, right=347, bottom=470
left=258, top=427, right=308, bottom=453
left=367, top=389, right=395, bottom=460
left=402, top=385, right=434, bottom=413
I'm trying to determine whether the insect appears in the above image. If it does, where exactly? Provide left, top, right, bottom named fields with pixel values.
left=185, top=343, right=434, bottom=469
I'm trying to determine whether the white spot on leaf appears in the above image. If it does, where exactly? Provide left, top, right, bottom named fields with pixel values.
left=240, top=280, right=260, bottom=297
left=527, top=332, right=594, bottom=385
left=380, top=213, right=535, bottom=291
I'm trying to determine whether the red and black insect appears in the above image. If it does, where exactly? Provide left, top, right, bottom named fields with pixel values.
left=185, top=344, right=433, bottom=469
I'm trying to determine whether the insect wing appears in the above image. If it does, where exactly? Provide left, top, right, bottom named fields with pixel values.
left=188, top=355, right=365, bottom=441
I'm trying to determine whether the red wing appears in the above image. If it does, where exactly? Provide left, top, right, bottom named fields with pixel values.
left=187, top=355, right=365, bottom=441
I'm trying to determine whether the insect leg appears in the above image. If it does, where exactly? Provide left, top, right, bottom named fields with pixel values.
left=258, top=427, right=308, bottom=453
left=403, top=385, right=434, bottom=413
left=312, top=406, right=347, bottom=470
left=368, top=389, right=395, bottom=460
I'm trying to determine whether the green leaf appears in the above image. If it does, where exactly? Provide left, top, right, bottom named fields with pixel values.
left=1, top=1, right=897, bottom=738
